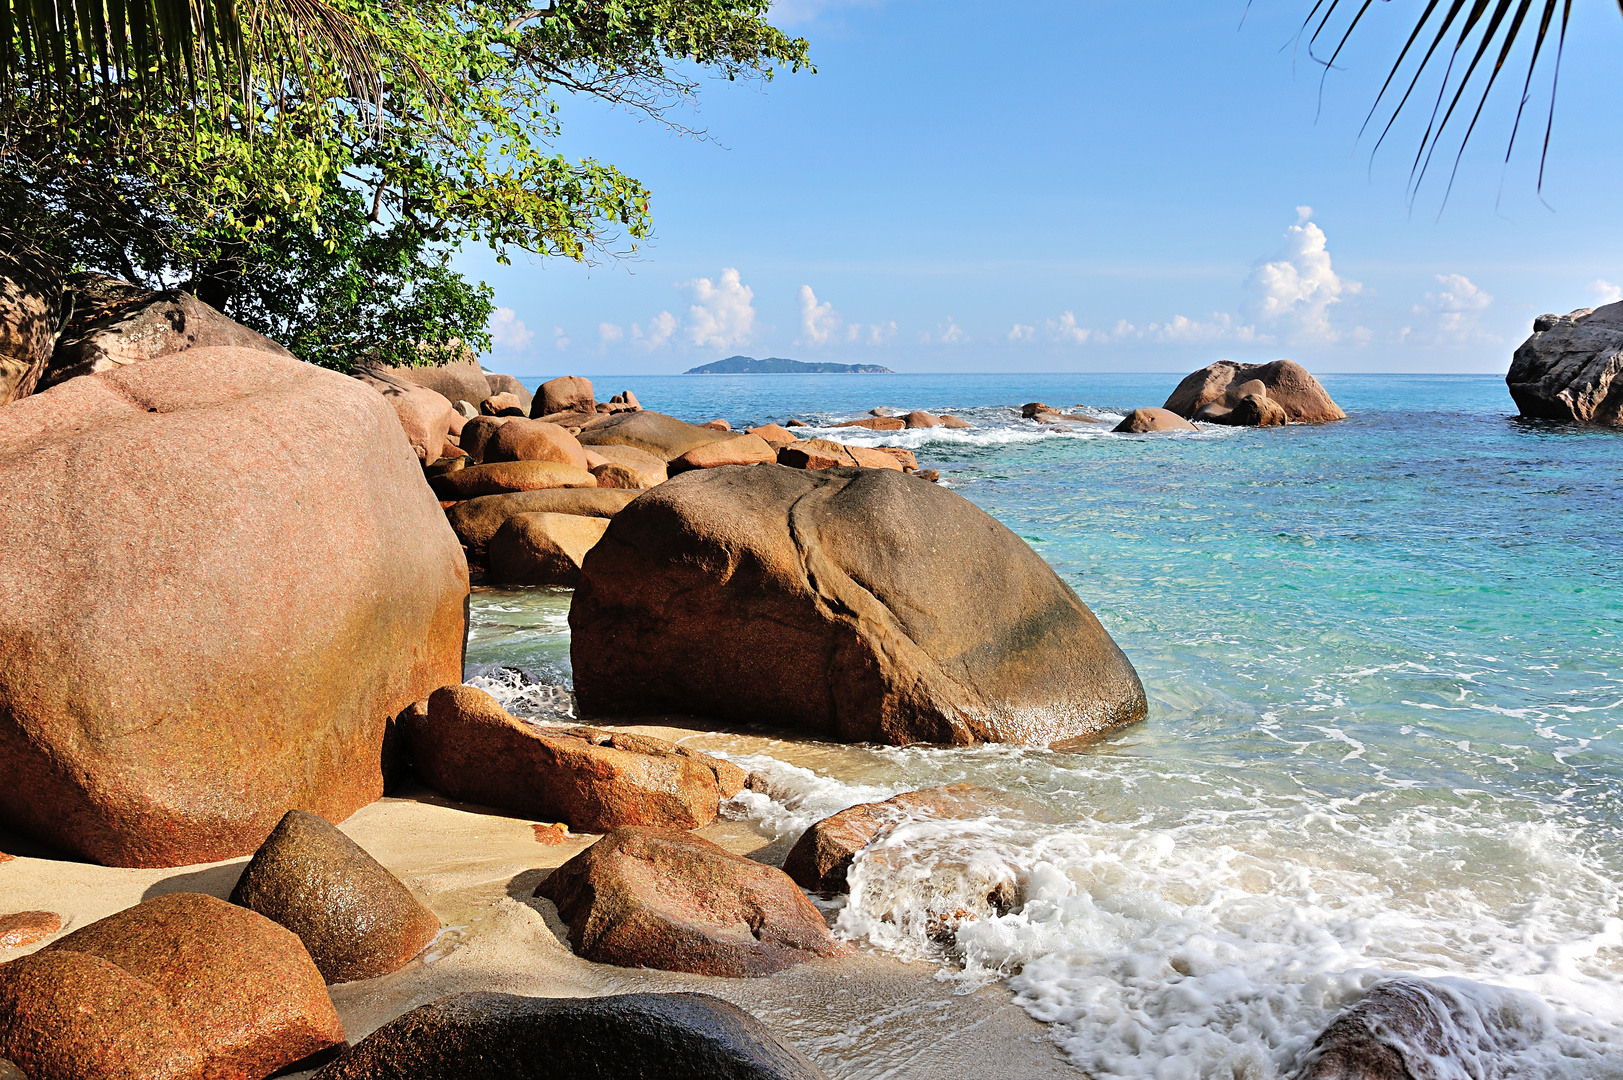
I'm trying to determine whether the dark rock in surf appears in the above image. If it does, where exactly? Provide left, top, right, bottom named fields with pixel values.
left=1296, top=979, right=1491, bottom=1080
left=311, top=992, right=828, bottom=1080
left=536, top=827, right=840, bottom=977
left=229, top=809, right=440, bottom=984
left=570, top=465, right=1147, bottom=745
left=1506, top=301, right=1623, bottom=425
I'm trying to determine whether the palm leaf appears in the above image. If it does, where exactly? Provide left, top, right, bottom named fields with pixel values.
left=1302, top=0, right=1620, bottom=199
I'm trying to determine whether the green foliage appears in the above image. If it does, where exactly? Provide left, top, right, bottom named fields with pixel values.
left=0, top=0, right=810, bottom=368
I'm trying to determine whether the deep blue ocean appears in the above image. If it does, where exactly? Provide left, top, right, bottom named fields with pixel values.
left=473, top=373, right=1623, bottom=1078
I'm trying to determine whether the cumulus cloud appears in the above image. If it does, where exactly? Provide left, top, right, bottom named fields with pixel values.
left=1033, top=312, right=1260, bottom=347
left=490, top=307, right=533, bottom=351
left=798, top=285, right=840, bottom=346
left=1046, top=312, right=1097, bottom=345
left=1402, top=273, right=1495, bottom=345
left=1008, top=323, right=1035, bottom=342
left=553, top=326, right=570, bottom=351
left=865, top=321, right=897, bottom=345
left=684, top=268, right=755, bottom=349
left=1592, top=279, right=1623, bottom=305
left=599, top=322, right=625, bottom=345
left=1245, top=207, right=1359, bottom=344
left=633, top=311, right=679, bottom=351
left=920, top=318, right=965, bottom=345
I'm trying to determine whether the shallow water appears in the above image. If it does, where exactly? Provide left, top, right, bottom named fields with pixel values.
left=474, top=373, right=1623, bottom=1078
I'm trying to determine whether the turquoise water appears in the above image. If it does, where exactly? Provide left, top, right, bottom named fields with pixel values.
left=476, top=373, right=1623, bottom=1078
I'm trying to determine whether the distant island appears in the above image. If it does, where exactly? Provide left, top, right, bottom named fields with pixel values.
left=684, top=355, right=894, bottom=375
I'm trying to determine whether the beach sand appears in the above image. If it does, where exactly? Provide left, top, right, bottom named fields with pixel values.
left=0, top=732, right=1076, bottom=1080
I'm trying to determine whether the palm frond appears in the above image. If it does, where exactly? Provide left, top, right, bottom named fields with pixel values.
left=1302, top=0, right=1612, bottom=201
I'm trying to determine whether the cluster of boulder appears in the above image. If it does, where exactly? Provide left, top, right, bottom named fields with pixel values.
left=1112, top=359, right=1346, bottom=432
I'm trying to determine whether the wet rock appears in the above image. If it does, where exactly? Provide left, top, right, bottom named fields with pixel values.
left=488, top=512, right=612, bottom=587
left=0, top=911, right=61, bottom=950
left=1195, top=393, right=1288, bottom=427
left=777, top=439, right=903, bottom=471
left=578, top=410, right=738, bottom=462
left=357, top=356, right=493, bottom=413
left=837, top=416, right=905, bottom=431
left=1113, top=407, right=1198, bottom=433
left=571, top=465, right=1147, bottom=745
left=229, top=809, right=440, bottom=984
left=480, top=392, right=525, bottom=416
left=0, top=348, right=467, bottom=866
left=428, top=460, right=595, bottom=500
left=747, top=423, right=801, bottom=444
left=784, top=418, right=809, bottom=427
left=1506, top=301, right=1623, bottom=424
left=938, top=414, right=971, bottom=429
left=915, top=468, right=941, bottom=482
left=671, top=432, right=778, bottom=473
left=784, top=785, right=1021, bottom=893
left=535, top=375, right=595, bottom=416
left=484, top=373, right=533, bottom=414
left=869, top=406, right=897, bottom=416
left=1164, top=359, right=1344, bottom=423
left=41, top=283, right=292, bottom=393
left=0, top=948, right=208, bottom=1080
left=1019, top=402, right=1054, bottom=419
left=537, top=828, right=840, bottom=977
left=445, top=488, right=639, bottom=558
left=483, top=417, right=589, bottom=469
left=352, top=366, right=458, bottom=463
left=902, top=410, right=940, bottom=429
left=1296, top=979, right=1488, bottom=1080
left=407, top=686, right=725, bottom=832
left=311, top=991, right=828, bottom=1080
left=5, top=893, right=345, bottom=1078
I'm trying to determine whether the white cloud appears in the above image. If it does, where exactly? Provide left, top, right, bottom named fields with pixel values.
left=1009, top=323, right=1036, bottom=342
left=553, top=326, right=570, bottom=351
left=1035, top=311, right=1260, bottom=347
left=798, top=285, right=840, bottom=346
left=684, top=268, right=755, bottom=349
left=866, top=321, right=896, bottom=345
left=633, top=311, right=678, bottom=351
left=1046, top=312, right=1095, bottom=345
left=1245, top=207, right=1359, bottom=344
left=1592, top=279, right=1623, bottom=305
left=490, top=307, right=533, bottom=351
left=1402, top=273, right=1495, bottom=345
left=933, top=318, right=965, bottom=344
left=599, top=322, right=624, bottom=345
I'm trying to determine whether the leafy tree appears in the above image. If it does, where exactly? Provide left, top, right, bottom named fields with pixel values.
left=0, top=0, right=811, bottom=370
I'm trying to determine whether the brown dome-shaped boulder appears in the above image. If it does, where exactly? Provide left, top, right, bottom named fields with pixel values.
left=407, top=686, right=726, bottom=832
left=535, top=374, right=595, bottom=416
left=2, top=893, right=346, bottom=1079
left=484, top=418, right=589, bottom=469
left=446, top=488, right=639, bottom=558
left=0, top=348, right=467, bottom=867
left=570, top=465, right=1146, bottom=745
left=536, top=827, right=840, bottom=977
left=488, top=512, right=611, bottom=587
left=670, top=432, right=777, bottom=473
left=577, top=409, right=738, bottom=462
left=1113, top=407, right=1198, bottom=433
left=229, top=809, right=440, bottom=984
left=356, top=356, right=492, bottom=412
left=1164, top=359, right=1343, bottom=423
left=352, top=365, right=458, bottom=463
left=1506, top=302, right=1623, bottom=424
left=1297, top=980, right=1484, bottom=1080
left=484, top=372, right=533, bottom=413
left=311, top=992, right=828, bottom=1080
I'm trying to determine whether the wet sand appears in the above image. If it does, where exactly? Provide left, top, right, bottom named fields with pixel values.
left=0, top=762, right=1076, bottom=1080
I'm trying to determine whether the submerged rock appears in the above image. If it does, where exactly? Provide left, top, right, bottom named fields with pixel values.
left=537, top=827, right=840, bottom=977
left=1506, top=301, right=1623, bottom=425
left=938, top=414, right=971, bottom=429
left=1196, top=392, right=1288, bottom=427
left=229, top=809, right=440, bottom=984
left=488, top=512, right=611, bottom=587
left=407, top=686, right=726, bottom=832
left=784, top=784, right=1015, bottom=893
left=445, top=488, right=639, bottom=558
left=570, top=465, right=1146, bottom=745
left=1296, top=979, right=1504, bottom=1080
left=577, top=409, right=739, bottom=462
left=0, top=347, right=467, bottom=867
left=311, top=992, right=828, bottom=1080
left=1164, top=359, right=1344, bottom=423
left=0, top=893, right=345, bottom=1079
left=1113, top=407, right=1198, bottom=433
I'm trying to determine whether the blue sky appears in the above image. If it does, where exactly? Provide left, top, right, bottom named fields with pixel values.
left=459, top=1, right=1623, bottom=377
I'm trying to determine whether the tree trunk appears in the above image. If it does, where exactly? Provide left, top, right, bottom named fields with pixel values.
left=193, top=250, right=246, bottom=313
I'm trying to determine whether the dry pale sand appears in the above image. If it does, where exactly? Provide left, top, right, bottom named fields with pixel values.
left=0, top=726, right=1079, bottom=1080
